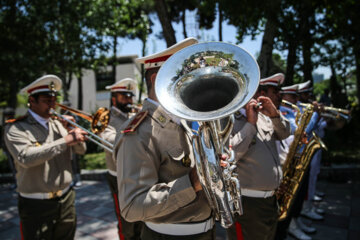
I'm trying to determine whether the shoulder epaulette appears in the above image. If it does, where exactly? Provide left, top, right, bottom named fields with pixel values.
left=121, top=111, right=148, bottom=134
left=5, top=115, right=27, bottom=124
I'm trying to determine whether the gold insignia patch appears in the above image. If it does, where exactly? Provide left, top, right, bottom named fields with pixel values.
left=158, top=115, right=166, bottom=124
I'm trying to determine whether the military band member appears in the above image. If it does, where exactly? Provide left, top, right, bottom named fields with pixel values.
left=4, top=75, right=87, bottom=240
left=275, top=84, right=314, bottom=240
left=101, top=78, right=143, bottom=239
left=296, top=81, right=325, bottom=223
left=226, top=83, right=291, bottom=240
left=114, top=38, right=216, bottom=240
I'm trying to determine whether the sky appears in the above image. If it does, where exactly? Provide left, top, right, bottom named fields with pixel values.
left=117, top=12, right=331, bottom=79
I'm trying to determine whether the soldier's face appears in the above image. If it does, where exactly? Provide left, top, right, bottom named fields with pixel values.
left=282, top=94, right=297, bottom=104
left=299, top=92, right=310, bottom=102
left=112, top=93, right=133, bottom=113
left=263, top=86, right=281, bottom=108
left=29, top=95, right=57, bottom=118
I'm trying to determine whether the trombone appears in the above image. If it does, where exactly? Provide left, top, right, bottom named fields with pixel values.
left=50, top=103, right=113, bottom=152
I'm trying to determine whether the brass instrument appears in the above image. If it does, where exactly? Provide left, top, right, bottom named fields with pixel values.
left=277, top=101, right=326, bottom=220
left=155, top=42, right=260, bottom=228
left=323, top=106, right=351, bottom=120
left=51, top=103, right=113, bottom=152
left=298, top=103, right=351, bottom=121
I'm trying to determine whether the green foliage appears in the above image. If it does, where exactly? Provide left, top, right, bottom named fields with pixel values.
left=80, top=152, right=106, bottom=170
left=314, top=80, right=330, bottom=97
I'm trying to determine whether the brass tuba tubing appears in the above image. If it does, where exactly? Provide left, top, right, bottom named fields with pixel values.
left=155, top=42, right=260, bottom=228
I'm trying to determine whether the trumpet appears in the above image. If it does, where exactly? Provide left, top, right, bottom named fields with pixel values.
left=298, top=103, right=351, bottom=121
left=51, top=103, right=113, bottom=152
left=322, top=106, right=351, bottom=121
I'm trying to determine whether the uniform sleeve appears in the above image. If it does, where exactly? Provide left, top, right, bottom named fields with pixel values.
left=305, top=112, right=319, bottom=135
left=101, top=125, right=116, bottom=144
left=5, top=124, right=68, bottom=168
left=72, top=142, right=86, bottom=155
left=271, top=114, right=291, bottom=140
left=116, top=134, right=197, bottom=223
left=229, top=122, right=257, bottom=160
left=284, top=114, right=297, bottom=135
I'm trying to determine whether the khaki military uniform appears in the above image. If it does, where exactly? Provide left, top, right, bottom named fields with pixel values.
left=227, top=110, right=290, bottom=240
left=101, top=106, right=143, bottom=239
left=4, top=112, right=86, bottom=240
left=114, top=99, right=214, bottom=239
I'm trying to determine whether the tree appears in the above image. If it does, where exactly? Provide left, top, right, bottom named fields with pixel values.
left=154, top=0, right=176, bottom=46
left=320, top=0, right=360, bottom=103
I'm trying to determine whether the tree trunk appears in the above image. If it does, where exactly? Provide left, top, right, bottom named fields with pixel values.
left=138, top=38, right=147, bottom=103
left=60, top=70, right=68, bottom=101
left=112, top=35, right=117, bottom=83
left=77, top=71, right=83, bottom=110
left=285, top=40, right=297, bottom=85
left=258, top=19, right=277, bottom=78
left=329, top=62, right=342, bottom=106
left=218, top=6, right=223, bottom=41
left=300, top=11, right=313, bottom=83
left=8, top=76, right=18, bottom=109
left=155, top=0, right=176, bottom=47
left=182, top=9, right=187, bottom=38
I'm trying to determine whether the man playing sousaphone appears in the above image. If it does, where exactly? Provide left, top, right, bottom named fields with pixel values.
left=114, top=38, right=216, bottom=239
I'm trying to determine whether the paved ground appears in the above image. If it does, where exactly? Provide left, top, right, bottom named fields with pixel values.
left=0, top=178, right=359, bottom=240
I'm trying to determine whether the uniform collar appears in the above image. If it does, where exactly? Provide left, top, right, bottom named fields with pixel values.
left=142, top=99, right=181, bottom=127
left=143, top=98, right=181, bottom=125
left=28, top=109, right=49, bottom=129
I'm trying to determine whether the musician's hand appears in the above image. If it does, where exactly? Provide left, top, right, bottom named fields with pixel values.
left=189, top=168, right=202, bottom=192
left=312, top=101, right=320, bottom=112
left=64, top=128, right=88, bottom=146
left=277, top=182, right=288, bottom=197
left=246, top=99, right=259, bottom=125
left=60, top=115, right=76, bottom=131
left=257, top=96, right=280, bottom=118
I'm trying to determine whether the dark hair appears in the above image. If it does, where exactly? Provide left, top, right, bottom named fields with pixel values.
left=258, top=85, right=269, bottom=93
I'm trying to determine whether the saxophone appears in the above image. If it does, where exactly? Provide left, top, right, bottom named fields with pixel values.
left=277, top=101, right=326, bottom=221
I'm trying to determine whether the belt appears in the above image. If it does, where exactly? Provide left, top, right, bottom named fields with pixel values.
left=19, top=185, right=72, bottom=200
left=108, top=170, right=117, bottom=177
left=145, top=218, right=214, bottom=236
left=241, top=188, right=275, bottom=198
